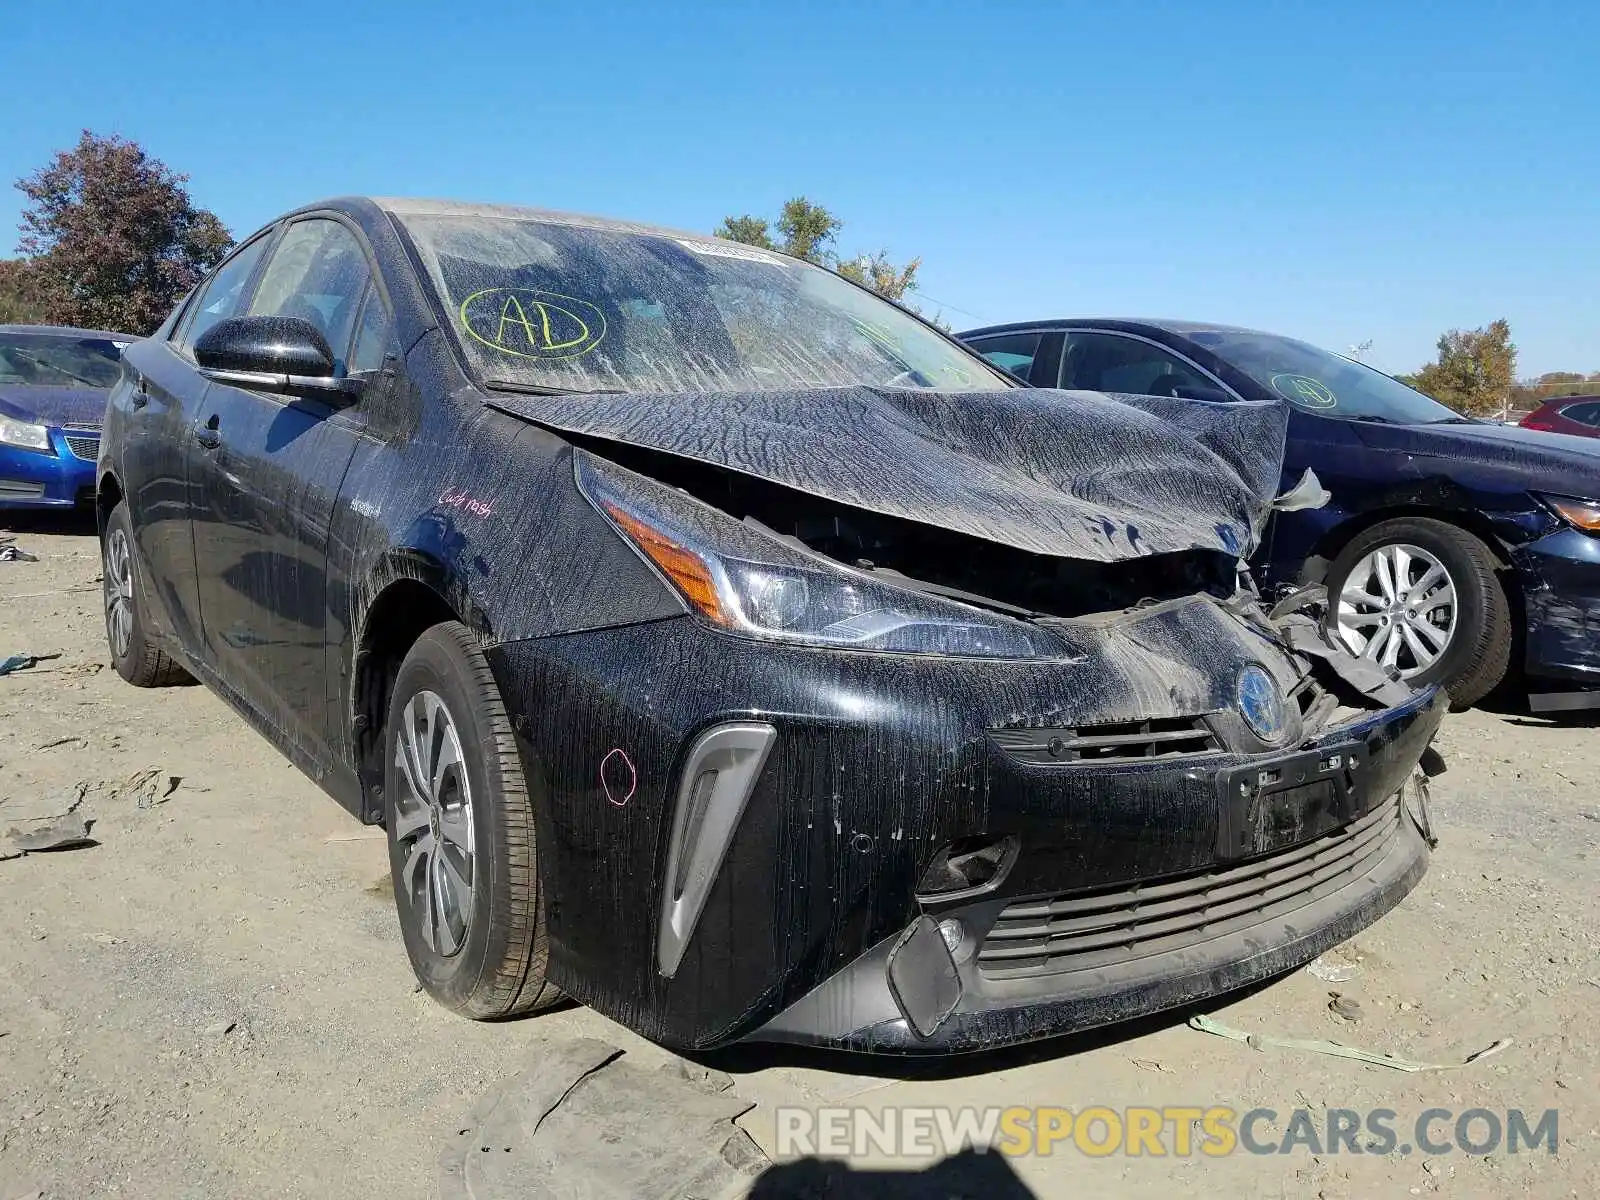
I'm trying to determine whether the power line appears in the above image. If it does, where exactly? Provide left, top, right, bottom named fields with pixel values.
left=903, top=286, right=981, bottom=321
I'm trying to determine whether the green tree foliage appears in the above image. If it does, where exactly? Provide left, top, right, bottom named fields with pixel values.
left=1403, top=319, right=1517, bottom=418
left=13, top=131, right=233, bottom=334
left=716, top=197, right=931, bottom=313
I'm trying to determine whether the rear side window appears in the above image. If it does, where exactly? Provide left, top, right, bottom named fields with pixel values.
left=1561, top=401, right=1600, bottom=426
left=965, top=332, right=1042, bottom=382
left=174, top=235, right=272, bottom=354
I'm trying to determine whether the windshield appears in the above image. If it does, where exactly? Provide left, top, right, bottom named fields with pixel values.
left=0, top=332, right=125, bottom=388
left=1187, top=329, right=1466, bottom=424
left=399, top=213, right=1008, bottom=395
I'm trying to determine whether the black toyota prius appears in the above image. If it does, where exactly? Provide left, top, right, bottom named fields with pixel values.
left=96, top=197, right=1444, bottom=1054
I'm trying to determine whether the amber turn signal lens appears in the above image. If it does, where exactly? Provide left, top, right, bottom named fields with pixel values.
left=1545, top=496, right=1600, bottom=533
left=602, top=501, right=728, bottom=623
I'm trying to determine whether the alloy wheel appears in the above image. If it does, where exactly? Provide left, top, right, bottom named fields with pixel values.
left=1335, top=543, right=1458, bottom=677
left=393, top=690, right=477, bottom=957
left=104, top=529, right=134, bottom=661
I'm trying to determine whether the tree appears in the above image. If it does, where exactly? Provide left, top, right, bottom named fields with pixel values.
left=835, top=250, right=922, bottom=304
left=715, top=197, right=932, bottom=315
left=1404, top=320, right=1517, bottom=419
left=0, top=258, right=47, bottom=324
left=14, top=131, right=233, bottom=334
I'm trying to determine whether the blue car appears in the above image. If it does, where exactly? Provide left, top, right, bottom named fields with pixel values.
left=960, top=319, right=1600, bottom=711
left=0, top=324, right=133, bottom=510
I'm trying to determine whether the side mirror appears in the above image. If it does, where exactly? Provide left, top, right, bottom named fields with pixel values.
left=194, top=315, right=363, bottom=403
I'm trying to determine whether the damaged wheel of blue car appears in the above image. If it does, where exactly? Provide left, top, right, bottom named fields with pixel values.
left=384, top=622, right=558, bottom=1019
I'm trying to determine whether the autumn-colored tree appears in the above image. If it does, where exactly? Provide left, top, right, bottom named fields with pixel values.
left=1510, top=369, right=1600, bottom=410
left=1402, top=320, right=1517, bottom=418
left=0, top=258, right=47, bottom=324
left=14, top=131, right=233, bottom=334
left=715, top=197, right=928, bottom=310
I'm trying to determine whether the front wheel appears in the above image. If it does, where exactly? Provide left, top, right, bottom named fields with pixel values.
left=102, top=500, right=192, bottom=687
left=384, top=622, right=559, bottom=1018
left=1326, top=517, right=1512, bottom=710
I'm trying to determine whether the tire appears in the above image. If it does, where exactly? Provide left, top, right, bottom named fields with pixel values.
left=101, top=500, right=192, bottom=687
left=384, top=622, right=558, bottom=1019
left=1325, top=517, right=1512, bottom=710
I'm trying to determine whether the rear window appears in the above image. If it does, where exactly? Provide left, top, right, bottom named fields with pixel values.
left=0, top=332, right=125, bottom=388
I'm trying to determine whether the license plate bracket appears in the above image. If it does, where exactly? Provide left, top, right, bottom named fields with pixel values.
left=1215, top=741, right=1367, bottom=860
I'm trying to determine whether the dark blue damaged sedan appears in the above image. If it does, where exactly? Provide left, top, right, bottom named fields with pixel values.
left=95, top=197, right=1444, bottom=1054
left=963, top=319, right=1600, bottom=713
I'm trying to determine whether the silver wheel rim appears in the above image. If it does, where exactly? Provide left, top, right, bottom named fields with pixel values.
left=104, top=529, right=134, bottom=660
left=392, top=690, right=477, bottom=957
left=1335, top=543, right=1458, bottom=677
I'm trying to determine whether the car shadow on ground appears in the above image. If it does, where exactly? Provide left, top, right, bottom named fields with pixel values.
left=748, top=1148, right=1036, bottom=1197
left=1478, top=692, right=1600, bottom=728
left=0, top=508, right=98, bottom=538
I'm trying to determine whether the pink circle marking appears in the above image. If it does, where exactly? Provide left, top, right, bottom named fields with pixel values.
left=600, top=748, right=637, bottom=808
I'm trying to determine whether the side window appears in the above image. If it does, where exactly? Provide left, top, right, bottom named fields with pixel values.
left=1564, top=401, right=1600, bottom=427
left=174, top=235, right=272, bottom=353
left=1060, top=332, right=1211, bottom=397
left=348, top=284, right=395, bottom=375
left=248, top=218, right=372, bottom=373
left=965, top=332, right=1042, bottom=382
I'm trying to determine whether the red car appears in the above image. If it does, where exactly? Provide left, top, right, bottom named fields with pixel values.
left=1521, top=395, right=1600, bottom=438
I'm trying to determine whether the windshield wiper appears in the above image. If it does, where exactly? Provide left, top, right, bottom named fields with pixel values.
left=10, top=349, right=99, bottom=387
left=1429, top=416, right=1481, bottom=425
left=483, top=378, right=627, bottom=398
left=1345, top=414, right=1395, bottom=424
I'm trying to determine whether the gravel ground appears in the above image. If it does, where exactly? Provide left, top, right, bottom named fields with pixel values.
left=1, top=519, right=1596, bottom=1199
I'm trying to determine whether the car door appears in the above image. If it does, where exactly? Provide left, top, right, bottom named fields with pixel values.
left=188, top=216, right=381, bottom=764
left=118, top=232, right=274, bottom=656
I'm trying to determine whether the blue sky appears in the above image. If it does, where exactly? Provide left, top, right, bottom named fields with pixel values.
left=3, top=0, right=1595, bottom=376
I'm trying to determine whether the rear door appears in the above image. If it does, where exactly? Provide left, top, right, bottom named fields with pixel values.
left=118, top=233, right=273, bottom=655
left=188, top=216, right=381, bottom=762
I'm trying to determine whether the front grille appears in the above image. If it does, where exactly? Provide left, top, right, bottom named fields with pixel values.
left=63, top=433, right=100, bottom=460
left=977, top=796, right=1402, bottom=979
left=0, top=479, right=47, bottom=499
left=989, top=715, right=1219, bottom=765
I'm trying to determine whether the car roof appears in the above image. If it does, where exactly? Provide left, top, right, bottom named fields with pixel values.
left=0, top=322, right=138, bottom=341
left=957, top=317, right=1279, bottom=340
left=368, top=196, right=742, bottom=245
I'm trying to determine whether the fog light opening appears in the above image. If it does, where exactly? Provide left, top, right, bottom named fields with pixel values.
left=916, top=834, right=1019, bottom=901
left=937, top=918, right=964, bottom=953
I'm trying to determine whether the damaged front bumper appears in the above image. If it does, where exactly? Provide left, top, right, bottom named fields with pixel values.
left=489, top=598, right=1445, bottom=1057
left=747, top=688, right=1443, bottom=1054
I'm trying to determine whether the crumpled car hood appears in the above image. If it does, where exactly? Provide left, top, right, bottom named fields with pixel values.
left=489, top=385, right=1289, bottom=562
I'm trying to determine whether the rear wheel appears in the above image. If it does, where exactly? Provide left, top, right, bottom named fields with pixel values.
left=102, top=500, right=192, bottom=687
left=385, top=622, right=559, bottom=1018
left=1326, top=517, right=1512, bottom=709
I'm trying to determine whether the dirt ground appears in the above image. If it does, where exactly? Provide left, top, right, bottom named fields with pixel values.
left=2, top=518, right=1596, bottom=1199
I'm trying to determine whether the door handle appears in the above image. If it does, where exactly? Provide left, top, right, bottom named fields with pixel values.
left=195, top=416, right=221, bottom=450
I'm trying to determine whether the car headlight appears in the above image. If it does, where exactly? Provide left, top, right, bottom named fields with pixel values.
left=0, top=415, right=53, bottom=453
left=1539, top=494, right=1600, bottom=534
left=575, top=451, right=1044, bottom=658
